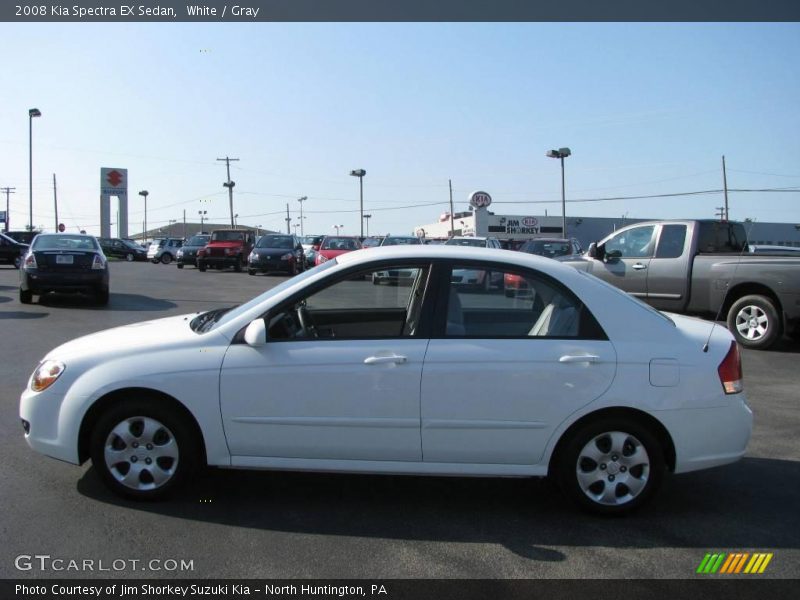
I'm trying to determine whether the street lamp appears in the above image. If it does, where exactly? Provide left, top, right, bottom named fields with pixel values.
left=333, top=224, right=344, bottom=235
left=28, top=108, right=42, bottom=231
left=138, top=190, right=149, bottom=240
left=233, top=213, right=239, bottom=228
left=297, top=196, right=307, bottom=237
left=546, top=147, right=571, bottom=237
left=198, top=210, right=207, bottom=231
left=350, top=169, right=366, bottom=237
left=168, top=219, right=177, bottom=237
left=363, top=214, right=372, bottom=237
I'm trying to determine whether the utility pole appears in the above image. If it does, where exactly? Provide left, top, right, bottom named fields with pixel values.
left=52, top=174, right=58, bottom=232
left=715, top=207, right=726, bottom=221
left=217, top=156, right=239, bottom=228
left=297, top=196, right=307, bottom=237
left=1, top=187, right=15, bottom=233
left=448, top=179, right=455, bottom=237
left=285, top=203, right=291, bottom=234
left=722, top=155, right=729, bottom=221
left=363, top=214, right=372, bottom=237
left=183, top=209, right=186, bottom=238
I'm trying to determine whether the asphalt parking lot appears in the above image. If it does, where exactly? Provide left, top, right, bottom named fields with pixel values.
left=1, top=261, right=798, bottom=579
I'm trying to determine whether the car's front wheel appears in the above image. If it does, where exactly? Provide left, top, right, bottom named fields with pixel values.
left=19, top=288, right=33, bottom=304
left=90, top=400, right=199, bottom=500
left=161, top=253, right=173, bottom=265
left=555, top=418, right=664, bottom=515
left=727, top=294, right=782, bottom=350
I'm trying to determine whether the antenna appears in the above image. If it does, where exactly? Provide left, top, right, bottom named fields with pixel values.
left=702, top=219, right=756, bottom=352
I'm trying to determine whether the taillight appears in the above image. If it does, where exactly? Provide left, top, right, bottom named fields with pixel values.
left=718, top=341, right=743, bottom=394
left=24, top=254, right=37, bottom=269
left=91, top=255, right=106, bottom=270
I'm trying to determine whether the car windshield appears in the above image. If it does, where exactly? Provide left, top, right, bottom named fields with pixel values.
left=257, top=236, right=294, bottom=249
left=362, top=238, right=383, bottom=248
left=211, top=231, right=245, bottom=242
left=321, top=237, right=360, bottom=250
left=523, top=241, right=571, bottom=257
left=121, top=240, right=143, bottom=249
left=202, top=260, right=338, bottom=333
left=32, top=235, right=98, bottom=251
left=446, top=238, right=486, bottom=247
left=185, top=236, right=209, bottom=247
left=382, top=237, right=420, bottom=245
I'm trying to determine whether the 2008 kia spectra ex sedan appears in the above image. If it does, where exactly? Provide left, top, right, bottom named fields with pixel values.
left=19, top=245, right=752, bottom=514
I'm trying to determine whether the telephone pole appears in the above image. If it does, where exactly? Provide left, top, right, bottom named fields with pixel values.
left=448, top=179, right=454, bottom=237
left=53, top=174, right=59, bottom=232
left=217, top=156, right=239, bottom=228
left=1, top=187, right=15, bottom=232
left=722, top=155, right=729, bottom=221
left=297, top=196, right=307, bottom=236
left=285, top=203, right=291, bottom=234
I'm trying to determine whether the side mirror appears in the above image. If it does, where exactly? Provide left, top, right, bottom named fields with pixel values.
left=244, top=319, right=267, bottom=347
left=587, top=242, right=597, bottom=258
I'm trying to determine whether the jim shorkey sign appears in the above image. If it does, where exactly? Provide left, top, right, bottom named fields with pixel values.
left=100, top=168, right=128, bottom=238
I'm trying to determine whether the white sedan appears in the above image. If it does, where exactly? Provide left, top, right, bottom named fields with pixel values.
left=19, top=246, right=752, bottom=514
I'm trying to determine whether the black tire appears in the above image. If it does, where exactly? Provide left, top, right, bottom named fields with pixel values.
left=555, top=417, right=664, bottom=516
left=125, top=253, right=134, bottom=262
left=198, top=262, right=206, bottom=272
left=234, top=260, right=243, bottom=273
left=726, top=294, right=782, bottom=350
left=151, top=259, right=159, bottom=264
left=289, top=261, right=298, bottom=276
left=161, top=253, right=172, bottom=265
left=248, top=269, right=255, bottom=276
left=20, top=288, right=33, bottom=304
left=96, top=288, right=109, bottom=306
left=176, top=264, right=184, bottom=269
left=14, top=255, right=22, bottom=269
left=89, top=398, right=200, bottom=501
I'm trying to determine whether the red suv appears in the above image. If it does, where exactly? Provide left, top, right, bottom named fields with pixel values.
left=197, top=229, right=255, bottom=272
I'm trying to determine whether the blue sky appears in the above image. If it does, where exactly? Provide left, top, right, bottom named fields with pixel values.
left=1, top=23, right=798, bottom=237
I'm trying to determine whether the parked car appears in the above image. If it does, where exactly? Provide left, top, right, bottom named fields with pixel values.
left=445, top=236, right=502, bottom=249
left=315, top=236, right=362, bottom=265
left=197, top=229, right=255, bottom=272
left=361, top=237, right=384, bottom=248
left=147, top=238, right=183, bottom=264
left=98, top=237, right=148, bottom=262
left=248, top=234, right=305, bottom=276
left=505, top=238, right=583, bottom=296
left=0, top=232, right=29, bottom=269
left=559, top=220, right=800, bottom=349
left=381, top=235, right=422, bottom=246
left=19, top=245, right=751, bottom=515
left=19, top=233, right=109, bottom=305
left=6, top=230, right=42, bottom=245
left=176, top=234, right=210, bottom=269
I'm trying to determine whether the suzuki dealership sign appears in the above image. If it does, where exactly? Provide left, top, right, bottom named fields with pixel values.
left=100, top=167, right=128, bottom=238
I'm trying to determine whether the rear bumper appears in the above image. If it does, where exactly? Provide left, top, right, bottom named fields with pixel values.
left=22, top=270, right=107, bottom=294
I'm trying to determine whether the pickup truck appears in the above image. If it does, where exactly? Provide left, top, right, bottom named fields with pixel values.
left=560, top=219, right=800, bottom=350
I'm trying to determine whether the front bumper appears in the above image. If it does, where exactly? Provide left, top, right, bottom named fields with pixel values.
left=249, top=258, right=292, bottom=273
left=199, top=256, right=243, bottom=268
left=20, top=385, right=82, bottom=465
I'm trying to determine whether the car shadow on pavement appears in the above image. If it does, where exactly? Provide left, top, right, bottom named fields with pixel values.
left=36, top=293, right=177, bottom=311
left=77, top=456, right=799, bottom=559
left=0, top=310, right=48, bottom=319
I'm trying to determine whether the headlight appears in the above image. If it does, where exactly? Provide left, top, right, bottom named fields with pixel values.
left=249, top=252, right=258, bottom=261
left=280, top=253, right=292, bottom=261
left=176, top=249, right=184, bottom=258
left=30, top=360, right=65, bottom=392
left=317, top=254, right=328, bottom=264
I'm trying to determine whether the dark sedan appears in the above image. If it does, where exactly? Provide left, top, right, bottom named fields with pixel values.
left=176, top=234, right=210, bottom=269
left=98, top=237, right=147, bottom=262
left=248, top=234, right=305, bottom=276
left=20, top=233, right=110, bottom=305
left=0, top=232, right=28, bottom=269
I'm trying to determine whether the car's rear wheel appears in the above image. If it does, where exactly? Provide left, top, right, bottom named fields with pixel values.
left=248, top=269, right=255, bottom=276
left=556, top=418, right=664, bottom=515
left=727, top=294, right=781, bottom=350
left=161, top=253, right=172, bottom=265
left=176, top=263, right=184, bottom=269
left=90, top=400, right=199, bottom=501
left=19, top=288, right=33, bottom=304
left=198, top=262, right=206, bottom=272
left=96, top=287, right=109, bottom=306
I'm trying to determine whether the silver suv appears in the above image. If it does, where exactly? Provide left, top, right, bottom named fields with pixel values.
left=147, top=238, right=183, bottom=264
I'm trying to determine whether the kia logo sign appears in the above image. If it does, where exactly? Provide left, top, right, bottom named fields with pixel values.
left=522, top=217, right=538, bottom=227
left=469, top=191, right=492, bottom=209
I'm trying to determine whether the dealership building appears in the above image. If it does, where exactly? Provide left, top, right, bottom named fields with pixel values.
left=413, top=193, right=800, bottom=249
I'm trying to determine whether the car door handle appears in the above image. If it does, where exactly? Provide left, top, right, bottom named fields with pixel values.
left=632, top=263, right=648, bottom=270
left=559, top=354, right=600, bottom=364
left=364, top=355, right=408, bottom=365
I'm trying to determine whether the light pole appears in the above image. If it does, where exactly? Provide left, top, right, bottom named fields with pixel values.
left=350, top=169, right=366, bottom=237
left=333, top=224, right=343, bottom=235
left=28, top=108, right=41, bottom=231
left=198, top=210, right=207, bottom=231
left=546, top=147, right=571, bottom=237
left=223, top=180, right=236, bottom=227
left=233, top=213, right=239, bottom=228
left=363, top=214, right=372, bottom=237
left=138, top=190, right=149, bottom=241
left=297, top=196, right=307, bottom=237
left=169, top=219, right=177, bottom=237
